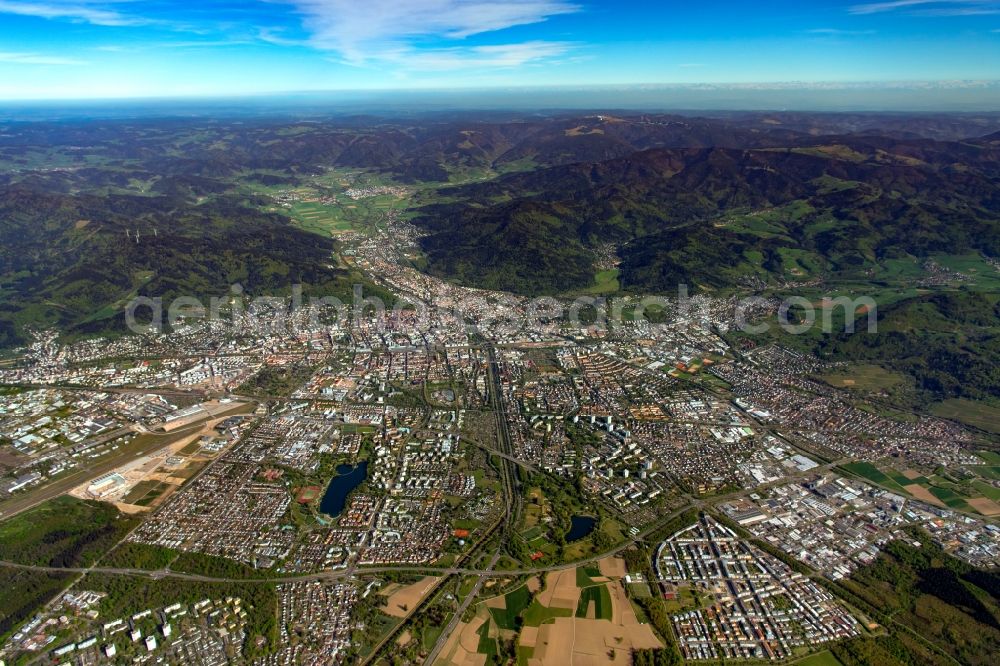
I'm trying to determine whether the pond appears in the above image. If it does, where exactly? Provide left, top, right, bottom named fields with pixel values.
left=320, top=461, right=368, bottom=517
left=566, top=514, right=597, bottom=542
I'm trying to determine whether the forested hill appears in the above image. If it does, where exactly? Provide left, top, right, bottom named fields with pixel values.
left=412, top=136, right=1000, bottom=295
left=1, top=111, right=1000, bottom=349
left=0, top=182, right=349, bottom=348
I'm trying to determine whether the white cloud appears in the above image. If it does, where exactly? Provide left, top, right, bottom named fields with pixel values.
left=0, top=0, right=145, bottom=27
left=0, top=50, right=86, bottom=65
left=377, top=40, right=574, bottom=71
left=849, top=0, right=1000, bottom=15
left=283, top=0, right=580, bottom=63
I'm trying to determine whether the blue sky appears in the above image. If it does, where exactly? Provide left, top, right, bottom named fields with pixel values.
left=0, top=0, right=998, bottom=99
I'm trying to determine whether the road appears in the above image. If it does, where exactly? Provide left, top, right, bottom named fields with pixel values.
left=462, top=435, right=538, bottom=474
left=0, top=500, right=703, bottom=582
left=362, top=345, right=527, bottom=665
left=422, top=551, right=501, bottom=666
left=416, top=345, right=516, bottom=665
left=485, top=345, right=523, bottom=546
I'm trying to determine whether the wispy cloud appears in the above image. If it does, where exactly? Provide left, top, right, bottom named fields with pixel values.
left=94, top=39, right=254, bottom=53
left=4, top=1, right=582, bottom=71
left=377, top=40, right=574, bottom=71
left=257, top=26, right=310, bottom=48
left=849, top=0, right=1000, bottom=16
left=0, top=0, right=146, bottom=27
left=807, top=28, right=877, bottom=36
left=0, top=0, right=213, bottom=33
left=0, top=50, right=86, bottom=65
left=281, top=0, right=581, bottom=65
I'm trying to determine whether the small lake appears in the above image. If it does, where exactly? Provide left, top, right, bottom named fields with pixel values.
left=320, top=461, right=368, bottom=517
left=566, top=515, right=597, bottom=542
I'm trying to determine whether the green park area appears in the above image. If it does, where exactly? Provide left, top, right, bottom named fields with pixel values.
left=0, top=496, right=138, bottom=568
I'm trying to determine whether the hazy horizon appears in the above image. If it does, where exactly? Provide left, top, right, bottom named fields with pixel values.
left=2, top=82, right=1000, bottom=121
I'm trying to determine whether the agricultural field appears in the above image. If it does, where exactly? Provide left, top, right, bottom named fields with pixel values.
left=435, top=561, right=663, bottom=666
left=381, top=576, right=442, bottom=619
left=795, top=650, right=846, bottom=666
left=819, top=364, right=908, bottom=393
left=976, top=451, right=1000, bottom=465
left=246, top=168, right=411, bottom=241
left=840, top=461, right=1000, bottom=516
left=930, top=253, right=1000, bottom=291
left=521, top=599, right=572, bottom=628
left=839, top=462, right=909, bottom=495
left=487, top=583, right=533, bottom=630
left=931, top=399, right=1000, bottom=434
left=288, top=200, right=355, bottom=236
left=971, top=451, right=1000, bottom=484
left=580, top=268, right=621, bottom=295
left=575, top=565, right=603, bottom=587
left=575, top=584, right=613, bottom=620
